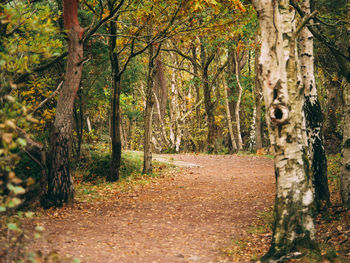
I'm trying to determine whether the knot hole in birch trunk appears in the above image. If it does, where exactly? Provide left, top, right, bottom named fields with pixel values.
left=270, top=105, right=288, bottom=125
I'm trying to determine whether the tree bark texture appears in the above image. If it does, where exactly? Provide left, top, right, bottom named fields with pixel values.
left=46, top=0, right=83, bottom=206
left=254, top=0, right=318, bottom=260
left=323, top=80, right=343, bottom=153
left=254, top=34, right=263, bottom=150
left=107, top=18, right=122, bottom=182
left=227, top=47, right=247, bottom=151
left=192, top=44, right=202, bottom=129
left=341, top=80, right=350, bottom=204
left=200, top=39, right=217, bottom=153
left=233, top=51, right=243, bottom=150
left=153, top=58, right=167, bottom=120
left=153, top=58, right=169, bottom=150
left=340, top=6, right=350, bottom=205
left=224, top=76, right=237, bottom=152
left=143, top=43, right=155, bottom=174
left=73, top=91, right=83, bottom=162
left=300, top=0, right=330, bottom=207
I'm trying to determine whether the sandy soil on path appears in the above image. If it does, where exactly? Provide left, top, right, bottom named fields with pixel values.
left=31, top=154, right=275, bottom=263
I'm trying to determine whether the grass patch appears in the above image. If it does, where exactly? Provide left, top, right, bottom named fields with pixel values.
left=236, top=150, right=274, bottom=159
left=74, top=147, right=175, bottom=203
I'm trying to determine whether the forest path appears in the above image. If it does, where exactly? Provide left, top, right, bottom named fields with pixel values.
left=32, top=154, right=275, bottom=263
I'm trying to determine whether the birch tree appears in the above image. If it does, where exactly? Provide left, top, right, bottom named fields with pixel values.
left=253, top=0, right=319, bottom=260
left=254, top=34, right=263, bottom=150
left=299, top=0, right=330, bottom=207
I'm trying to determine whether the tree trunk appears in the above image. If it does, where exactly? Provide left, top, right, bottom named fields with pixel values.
left=249, top=107, right=257, bottom=151
left=224, top=75, right=237, bottom=153
left=341, top=80, right=350, bottom=204
left=73, top=91, right=83, bottom=162
left=254, top=0, right=319, bottom=260
left=202, top=69, right=216, bottom=153
left=153, top=58, right=167, bottom=120
left=227, top=47, right=246, bottom=151
left=153, top=58, right=169, bottom=149
left=254, top=34, right=263, bottom=150
left=300, top=0, right=330, bottom=208
left=323, top=80, right=343, bottom=153
left=143, top=43, right=155, bottom=174
left=45, top=0, right=84, bottom=207
left=233, top=51, right=243, bottom=150
left=200, top=39, right=216, bottom=153
left=107, top=17, right=122, bottom=182
left=192, top=44, right=202, bottom=129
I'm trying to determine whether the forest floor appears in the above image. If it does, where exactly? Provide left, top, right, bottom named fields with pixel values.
left=28, top=154, right=350, bottom=263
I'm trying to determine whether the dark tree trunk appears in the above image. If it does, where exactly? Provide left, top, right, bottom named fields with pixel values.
left=324, top=80, right=344, bottom=153
left=45, top=0, right=83, bottom=207
left=154, top=58, right=167, bottom=120
left=304, top=96, right=330, bottom=206
left=107, top=17, right=122, bottom=182
left=200, top=39, right=217, bottom=152
left=202, top=69, right=216, bottom=153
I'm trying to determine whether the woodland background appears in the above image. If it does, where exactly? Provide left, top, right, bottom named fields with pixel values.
left=0, top=0, right=350, bottom=262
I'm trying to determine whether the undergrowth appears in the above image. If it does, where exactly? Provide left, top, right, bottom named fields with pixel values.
left=74, top=147, right=175, bottom=203
left=221, top=153, right=349, bottom=263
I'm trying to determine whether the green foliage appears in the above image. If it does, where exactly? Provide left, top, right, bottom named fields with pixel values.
left=0, top=96, right=44, bottom=262
left=77, top=146, right=144, bottom=183
left=1, top=2, right=63, bottom=74
left=0, top=96, right=32, bottom=210
left=74, top=147, right=173, bottom=202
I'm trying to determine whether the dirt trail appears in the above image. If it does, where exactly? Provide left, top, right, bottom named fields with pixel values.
left=32, top=154, right=275, bottom=263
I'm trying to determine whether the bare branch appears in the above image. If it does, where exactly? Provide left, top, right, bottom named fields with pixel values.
left=290, top=0, right=350, bottom=62
left=180, top=99, right=203, bottom=122
left=163, top=47, right=201, bottom=69
left=84, top=0, right=126, bottom=43
left=294, top=10, right=318, bottom=36
left=162, top=61, right=199, bottom=78
left=30, top=81, right=63, bottom=115
left=14, top=52, right=68, bottom=83
left=211, top=60, right=228, bottom=85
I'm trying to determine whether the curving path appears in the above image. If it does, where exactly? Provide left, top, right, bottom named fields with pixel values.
left=31, top=154, right=275, bottom=263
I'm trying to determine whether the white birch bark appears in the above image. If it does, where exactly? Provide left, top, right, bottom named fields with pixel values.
left=169, top=68, right=176, bottom=147
left=86, top=116, right=92, bottom=132
left=300, top=0, right=330, bottom=206
left=234, top=51, right=243, bottom=150
left=253, top=0, right=318, bottom=260
left=249, top=107, right=256, bottom=151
